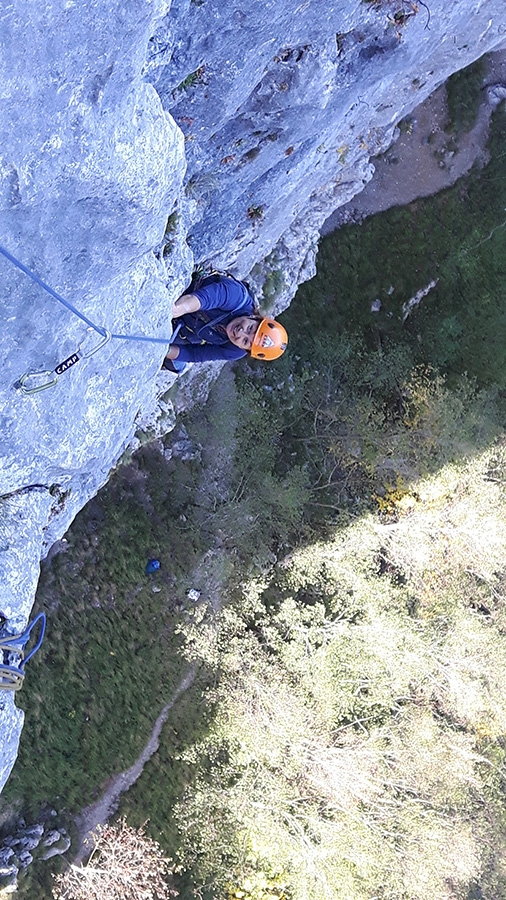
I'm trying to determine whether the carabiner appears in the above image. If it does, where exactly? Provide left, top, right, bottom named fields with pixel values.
left=16, top=369, right=59, bottom=395
left=16, top=328, right=111, bottom=395
left=77, top=327, right=111, bottom=359
left=0, top=612, right=46, bottom=691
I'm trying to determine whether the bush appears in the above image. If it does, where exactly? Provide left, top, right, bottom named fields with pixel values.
left=53, top=819, right=175, bottom=900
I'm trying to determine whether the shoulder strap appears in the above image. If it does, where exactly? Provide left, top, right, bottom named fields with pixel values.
left=189, top=270, right=257, bottom=312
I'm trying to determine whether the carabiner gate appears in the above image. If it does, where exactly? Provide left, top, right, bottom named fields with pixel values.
left=77, top=327, right=111, bottom=359
left=16, top=370, right=59, bottom=395
left=16, top=328, right=111, bottom=395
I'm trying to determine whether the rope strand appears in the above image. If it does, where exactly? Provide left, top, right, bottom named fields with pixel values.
left=0, top=242, right=176, bottom=346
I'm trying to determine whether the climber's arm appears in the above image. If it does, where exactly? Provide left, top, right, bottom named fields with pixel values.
left=172, top=293, right=202, bottom=317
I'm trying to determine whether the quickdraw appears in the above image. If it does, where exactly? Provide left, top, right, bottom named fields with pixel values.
left=0, top=612, right=46, bottom=691
left=16, top=328, right=112, bottom=395
left=0, top=241, right=179, bottom=395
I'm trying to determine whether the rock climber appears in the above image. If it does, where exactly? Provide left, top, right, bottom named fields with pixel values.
left=162, top=273, right=288, bottom=373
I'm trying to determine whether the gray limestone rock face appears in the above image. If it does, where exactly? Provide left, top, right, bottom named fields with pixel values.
left=0, top=822, right=71, bottom=879
left=1, top=0, right=506, bottom=789
left=0, top=0, right=189, bottom=790
left=16, top=850, right=33, bottom=869
left=3, top=823, right=44, bottom=852
left=41, top=830, right=61, bottom=848
left=0, top=864, right=17, bottom=878
left=0, top=0, right=190, bottom=523
left=0, top=848, right=14, bottom=868
left=39, top=834, right=71, bottom=861
left=0, top=873, right=18, bottom=894
left=0, top=688, right=24, bottom=794
left=487, top=83, right=506, bottom=106
left=149, top=0, right=506, bottom=276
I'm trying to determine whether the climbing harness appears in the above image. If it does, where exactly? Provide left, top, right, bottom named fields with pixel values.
left=0, top=242, right=180, bottom=395
left=0, top=612, right=46, bottom=691
left=172, top=272, right=254, bottom=342
left=190, top=269, right=257, bottom=309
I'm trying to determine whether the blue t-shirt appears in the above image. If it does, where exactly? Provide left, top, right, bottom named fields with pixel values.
left=172, top=277, right=255, bottom=363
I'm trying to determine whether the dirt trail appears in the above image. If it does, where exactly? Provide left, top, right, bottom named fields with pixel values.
left=72, top=368, right=240, bottom=863
left=73, top=665, right=196, bottom=863
left=322, top=50, right=506, bottom=235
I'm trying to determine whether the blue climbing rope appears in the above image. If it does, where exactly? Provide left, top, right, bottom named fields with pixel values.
left=0, top=612, right=46, bottom=691
left=0, top=243, right=107, bottom=336
left=0, top=241, right=177, bottom=346
left=0, top=241, right=182, bottom=393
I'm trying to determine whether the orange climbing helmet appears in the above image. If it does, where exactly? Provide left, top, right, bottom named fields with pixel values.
left=251, top=318, right=288, bottom=360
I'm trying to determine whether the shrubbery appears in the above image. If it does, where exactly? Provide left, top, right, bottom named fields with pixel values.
left=53, top=819, right=175, bottom=900
left=165, top=444, right=506, bottom=900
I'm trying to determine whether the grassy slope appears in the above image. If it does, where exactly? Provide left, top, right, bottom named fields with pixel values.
left=2, top=450, right=203, bottom=816
left=288, top=104, right=506, bottom=387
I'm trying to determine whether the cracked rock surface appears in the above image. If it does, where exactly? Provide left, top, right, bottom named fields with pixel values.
left=1, top=0, right=505, bottom=789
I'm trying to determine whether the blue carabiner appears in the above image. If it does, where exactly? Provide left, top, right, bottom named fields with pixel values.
left=0, top=612, right=46, bottom=690
left=19, top=612, right=46, bottom=669
left=0, top=612, right=46, bottom=671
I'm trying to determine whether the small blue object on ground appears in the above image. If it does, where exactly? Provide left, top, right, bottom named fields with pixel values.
left=145, top=559, right=161, bottom=575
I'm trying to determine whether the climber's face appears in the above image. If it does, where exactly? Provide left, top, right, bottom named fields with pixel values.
left=226, top=316, right=260, bottom=351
